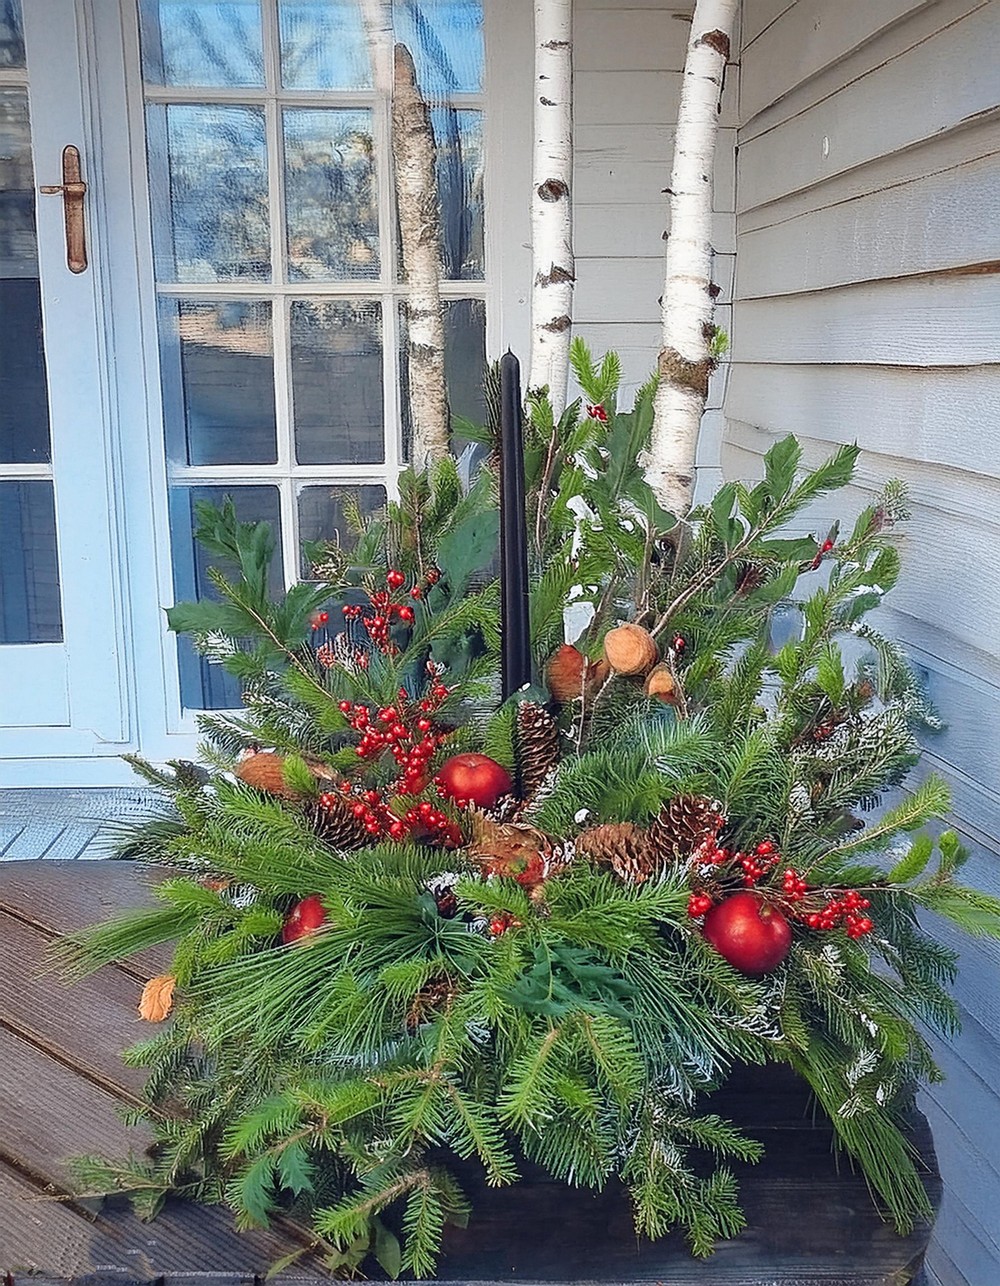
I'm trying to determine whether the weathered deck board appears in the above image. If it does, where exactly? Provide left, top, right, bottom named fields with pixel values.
left=0, top=860, right=940, bottom=1284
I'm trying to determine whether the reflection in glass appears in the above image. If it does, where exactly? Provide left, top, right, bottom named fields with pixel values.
left=0, top=482, right=62, bottom=643
left=159, top=299, right=276, bottom=466
left=139, top=0, right=264, bottom=87
left=0, top=90, right=50, bottom=465
left=148, top=103, right=269, bottom=281
left=284, top=110, right=378, bottom=281
left=169, top=484, right=281, bottom=708
left=279, top=0, right=372, bottom=90
left=0, top=0, right=25, bottom=68
left=399, top=297, right=484, bottom=460
left=298, top=484, right=386, bottom=576
left=393, top=0, right=483, bottom=96
left=291, top=300, right=384, bottom=464
left=432, top=107, right=483, bottom=279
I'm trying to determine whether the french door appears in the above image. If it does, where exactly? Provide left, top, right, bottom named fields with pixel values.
left=1, top=0, right=529, bottom=784
left=0, top=0, right=130, bottom=767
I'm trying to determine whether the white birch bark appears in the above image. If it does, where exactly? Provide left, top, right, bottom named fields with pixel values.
left=529, top=0, right=574, bottom=418
left=645, top=0, right=737, bottom=516
left=392, top=42, right=450, bottom=464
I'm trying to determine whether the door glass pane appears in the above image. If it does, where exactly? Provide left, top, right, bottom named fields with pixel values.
left=147, top=103, right=270, bottom=281
left=0, top=89, right=50, bottom=464
left=0, top=0, right=25, bottom=68
left=291, top=299, right=383, bottom=464
left=284, top=109, right=378, bottom=281
left=139, top=0, right=264, bottom=87
left=393, top=0, right=483, bottom=96
left=399, top=296, right=484, bottom=459
left=0, top=481, right=62, bottom=643
left=279, top=0, right=372, bottom=90
left=159, top=298, right=277, bottom=465
left=169, top=484, right=281, bottom=708
left=432, top=106, right=482, bottom=280
left=298, top=483, right=386, bottom=576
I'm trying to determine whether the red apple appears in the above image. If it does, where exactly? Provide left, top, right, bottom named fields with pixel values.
left=282, top=894, right=328, bottom=944
left=702, top=893, right=792, bottom=976
left=436, top=753, right=513, bottom=809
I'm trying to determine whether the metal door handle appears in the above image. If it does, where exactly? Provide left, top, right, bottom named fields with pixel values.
left=39, top=145, right=88, bottom=274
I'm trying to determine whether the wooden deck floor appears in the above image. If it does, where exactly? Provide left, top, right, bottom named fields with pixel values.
left=0, top=859, right=941, bottom=1285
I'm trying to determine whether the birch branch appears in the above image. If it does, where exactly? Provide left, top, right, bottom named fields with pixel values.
left=393, top=42, right=450, bottom=465
left=645, top=0, right=737, bottom=517
left=529, top=0, right=574, bottom=417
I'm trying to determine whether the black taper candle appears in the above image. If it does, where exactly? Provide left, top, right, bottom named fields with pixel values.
left=499, top=350, right=531, bottom=699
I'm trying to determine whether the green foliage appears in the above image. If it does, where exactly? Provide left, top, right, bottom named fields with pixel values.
left=67, top=362, right=998, bottom=1278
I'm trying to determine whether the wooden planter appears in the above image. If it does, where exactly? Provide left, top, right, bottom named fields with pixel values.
left=0, top=861, right=940, bottom=1285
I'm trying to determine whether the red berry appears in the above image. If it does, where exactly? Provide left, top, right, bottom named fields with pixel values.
left=672, top=634, right=687, bottom=654
left=687, top=894, right=713, bottom=918
left=756, top=840, right=775, bottom=856
left=409, top=585, right=422, bottom=599
left=398, top=605, right=415, bottom=624
left=387, top=569, right=406, bottom=590
left=426, top=567, right=440, bottom=585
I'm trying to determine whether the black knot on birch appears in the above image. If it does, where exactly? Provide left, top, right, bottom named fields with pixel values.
left=537, top=178, right=569, bottom=202
left=696, top=28, right=731, bottom=59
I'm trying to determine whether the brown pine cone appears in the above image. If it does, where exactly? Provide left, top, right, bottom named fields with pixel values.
left=516, top=701, right=561, bottom=801
left=647, top=794, right=725, bottom=861
left=575, top=820, right=659, bottom=884
left=304, top=793, right=370, bottom=851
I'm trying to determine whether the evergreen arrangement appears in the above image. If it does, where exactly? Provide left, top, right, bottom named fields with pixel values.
left=65, top=342, right=1000, bottom=1278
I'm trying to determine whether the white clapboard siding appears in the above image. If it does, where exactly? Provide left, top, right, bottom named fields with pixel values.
left=575, top=8, right=693, bottom=70
left=737, top=145, right=1000, bottom=297
left=725, top=364, right=1000, bottom=479
left=742, top=0, right=795, bottom=46
left=571, top=0, right=736, bottom=456
left=732, top=274, right=1000, bottom=367
left=742, top=0, right=988, bottom=144
left=738, top=3, right=998, bottom=211
left=731, top=4, right=1000, bottom=1280
left=741, top=0, right=935, bottom=123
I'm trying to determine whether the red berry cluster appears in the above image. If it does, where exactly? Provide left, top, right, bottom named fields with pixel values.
left=310, top=609, right=330, bottom=631
left=318, top=788, right=461, bottom=848
left=339, top=570, right=420, bottom=656
left=737, top=839, right=780, bottom=887
left=315, top=641, right=336, bottom=669
left=804, top=889, right=873, bottom=938
left=781, top=867, right=808, bottom=901
left=586, top=404, right=608, bottom=422
left=336, top=680, right=451, bottom=784
left=489, top=910, right=522, bottom=937
left=812, top=720, right=837, bottom=742
left=687, top=893, right=713, bottom=918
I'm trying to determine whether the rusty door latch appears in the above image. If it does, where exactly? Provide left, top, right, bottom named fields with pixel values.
left=39, top=145, right=88, bottom=274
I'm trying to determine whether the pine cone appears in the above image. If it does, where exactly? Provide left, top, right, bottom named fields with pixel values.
left=647, top=794, right=725, bottom=861
left=517, top=701, right=560, bottom=801
left=575, top=821, right=658, bottom=884
left=406, top=975, right=458, bottom=1031
left=304, top=794, right=370, bottom=851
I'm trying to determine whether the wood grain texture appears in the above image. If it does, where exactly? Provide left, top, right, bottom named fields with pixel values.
left=738, top=3, right=998, bottom=211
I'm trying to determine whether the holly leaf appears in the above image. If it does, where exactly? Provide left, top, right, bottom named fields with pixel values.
left=373, top=1218, right=403, bottom=1279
